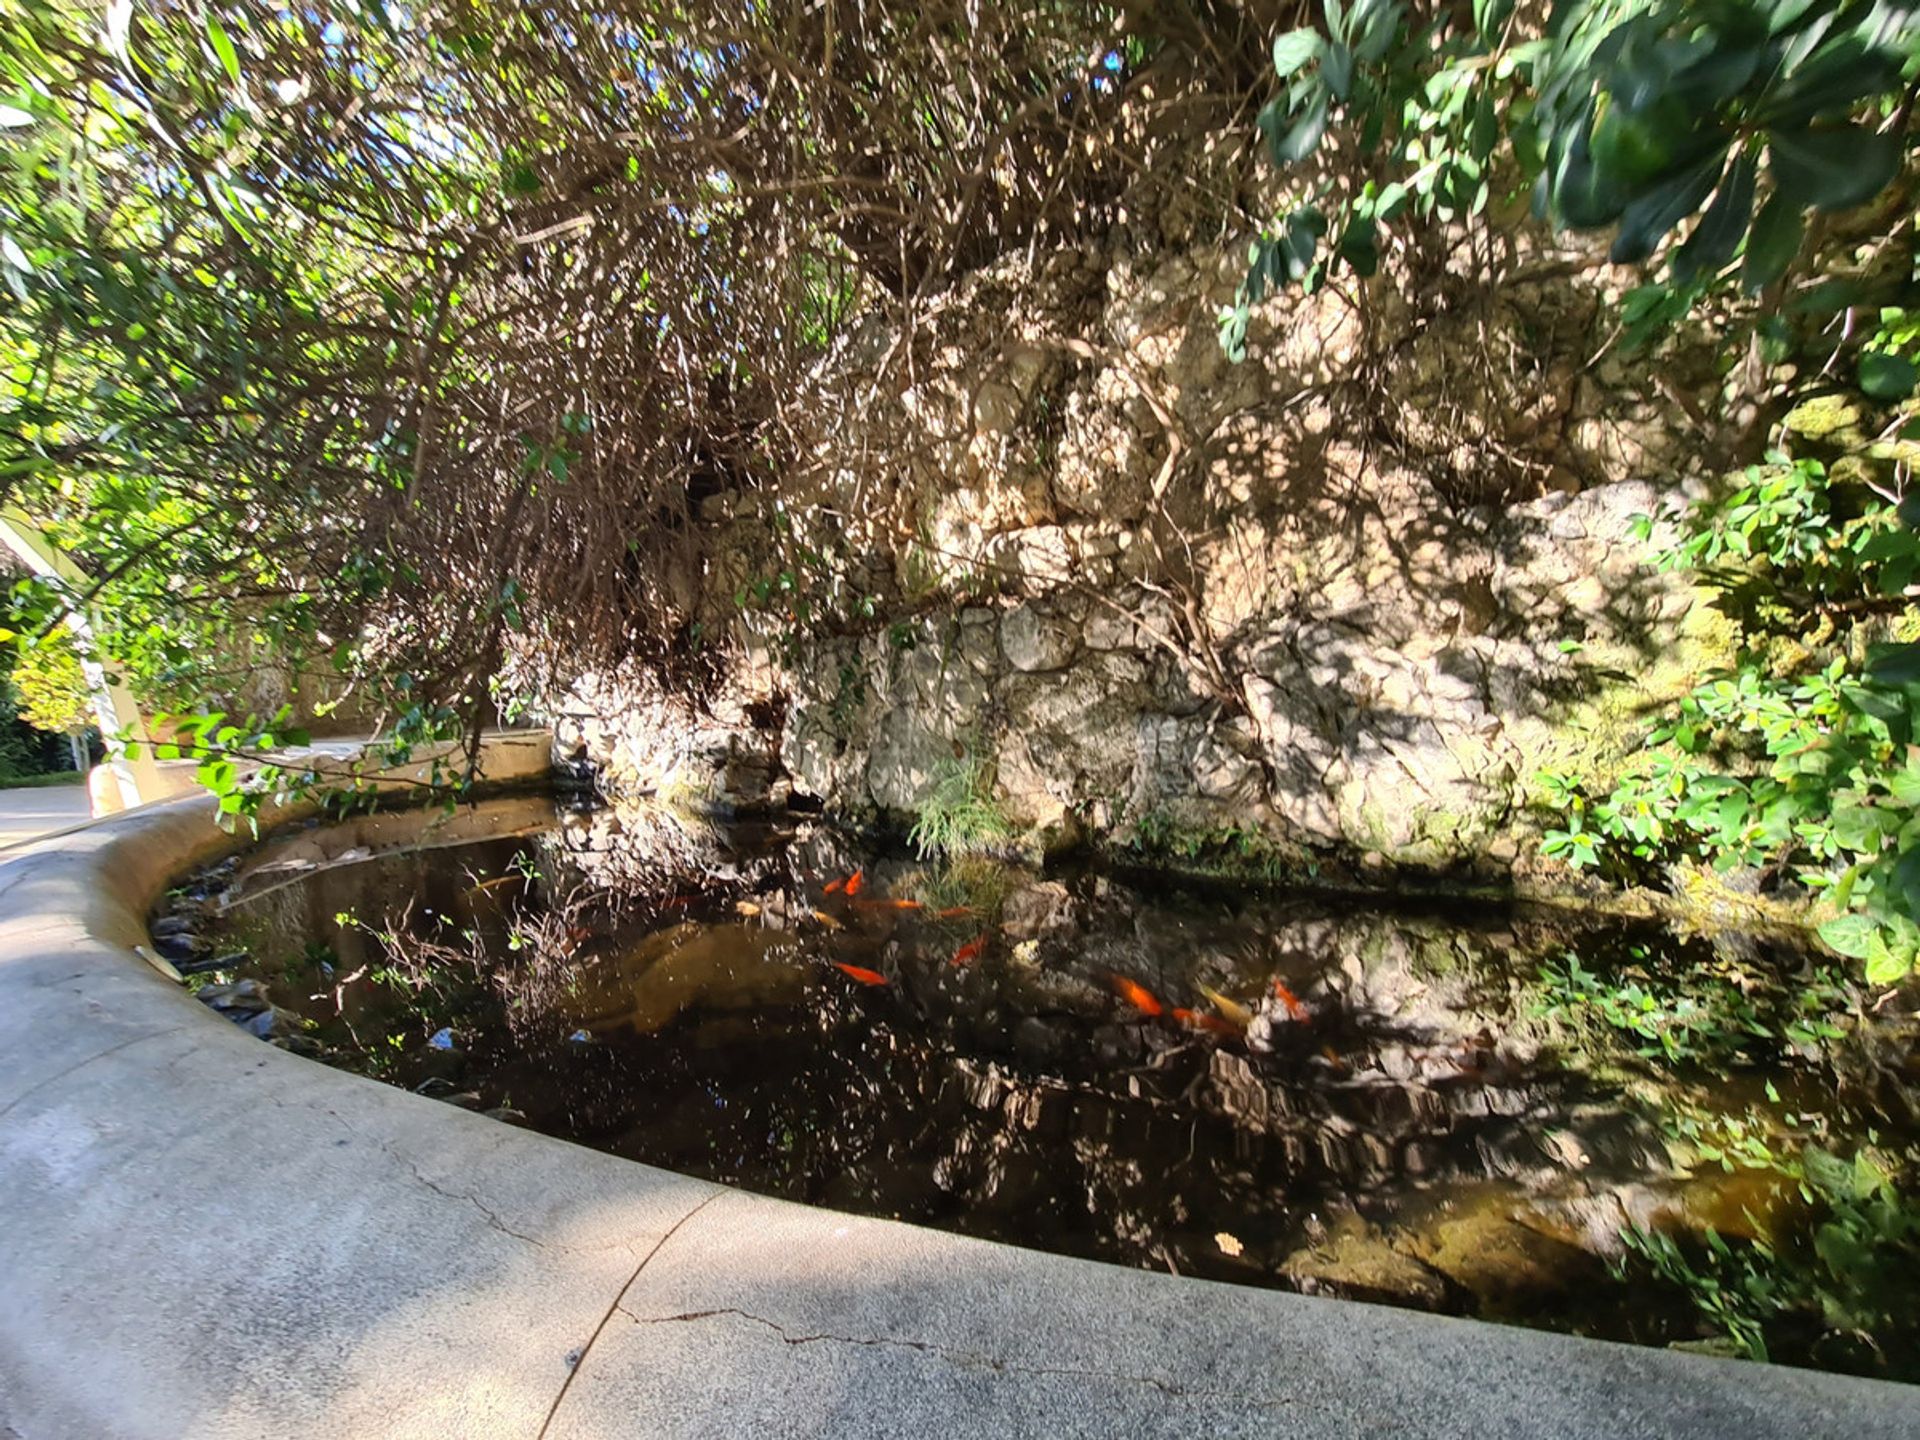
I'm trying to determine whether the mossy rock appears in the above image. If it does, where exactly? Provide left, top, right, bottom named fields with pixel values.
left=1782, top=394, right=1869, bottom=446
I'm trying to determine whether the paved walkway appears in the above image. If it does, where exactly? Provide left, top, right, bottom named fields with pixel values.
left=0, top=783, right=89, bottom=850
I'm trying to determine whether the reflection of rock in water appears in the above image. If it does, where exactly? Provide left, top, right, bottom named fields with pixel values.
left=200, top=813, right=1890, bottom=1358
left=1282, top=1213, right=1454, bottom=1310
left=565, top=921, right=806, bottom=1034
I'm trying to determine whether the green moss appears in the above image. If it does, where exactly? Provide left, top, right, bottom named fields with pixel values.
left=1126, top=808, right=1306, bottom=881
left=1522, top=587, right=1741, bottom=809
left=1781, top=394, right=1867, bottom=444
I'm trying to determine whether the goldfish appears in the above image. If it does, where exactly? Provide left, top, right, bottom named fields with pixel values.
left=1195, top=982, right=1252, bottom=1029
left=935, top=906, right=977, bottom=920
left=853, top=897, right=923, bottom=912
left=465, top=874, right=524, bottom=896
left=844, top=869, right=865, bottom=897
left=810, top=909, right=845, bottom=931
left=1109, top=974, right=1164, bottom=1017
left=831, top=962, right=888, bottom=986
left=1272, top=979, right=1308, bottom=1021
left=951, top=935, right=986, bottom=967
left=1172, top=1007, right=1240, bottom=1039
left=1319, top=1044, right=1345, bottom=1071
left=823, top=877, right=845, bottom=895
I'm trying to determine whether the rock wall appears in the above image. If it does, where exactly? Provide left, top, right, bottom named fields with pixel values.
left=557, top=230, right=1734, bottom=889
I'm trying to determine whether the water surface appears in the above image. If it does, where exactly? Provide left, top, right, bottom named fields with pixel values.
left=163, top=794, right=1918, bottom=1375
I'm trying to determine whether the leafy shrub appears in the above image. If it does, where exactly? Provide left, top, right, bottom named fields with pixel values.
left=7, top=628, right=92, bottom=734
left=1540, top=453, right=1920, bottom=984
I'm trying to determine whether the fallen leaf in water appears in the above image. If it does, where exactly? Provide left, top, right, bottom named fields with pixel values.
left=1215, top=1232, right=1244, bottom=1257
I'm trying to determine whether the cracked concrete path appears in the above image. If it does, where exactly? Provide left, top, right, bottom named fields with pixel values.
left=537, top=1185, right=1919, bottom=1440
left=4, top=756, right=1919, bottom=1437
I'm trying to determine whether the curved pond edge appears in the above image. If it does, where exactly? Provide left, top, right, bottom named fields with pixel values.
left=0, top=734, right=1913, bottom=1439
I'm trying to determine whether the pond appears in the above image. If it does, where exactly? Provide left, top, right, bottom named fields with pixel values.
left=155, top=793, right=1920, bottom=1380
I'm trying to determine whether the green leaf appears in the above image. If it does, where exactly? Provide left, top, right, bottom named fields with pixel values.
left=1768, top=127, right=1901, bottom=213
left=1337, top=216, right=1379, bottom=276
left=1864, top=935, right=1911, bottom=986
left=1889, top=847, right=1920, bottom=922
left=1859, top=351, right=1918, bottom=402
left=1610, top=150, right=1727, bottom=265
left=1273, top=89, right=1330, bottom=165
left=206, top=16, right=242, bottom=87
left=1818, top=912, right=1876, bottom=959
left=1868, top=642, right=1920, bottom=685
left=1761, top=38, right=1901, bottom=127
left=1271, top=29, right=1324, bottom=78
left=1670, top=153, right=1755, bottom=283
left=1323, top=42, right=1353, bottom=100
left=1889, top=764, right=1920, bottom=807
left=1741, top=192, right=1804, bottom=294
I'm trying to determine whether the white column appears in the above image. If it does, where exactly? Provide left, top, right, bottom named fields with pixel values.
left=0, top=507, right=163, bottom=811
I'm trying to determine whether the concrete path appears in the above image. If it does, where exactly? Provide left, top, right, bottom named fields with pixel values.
left=1, top=735, right=1916, bottom=1438
left=0, top=782, right=89, bottom=850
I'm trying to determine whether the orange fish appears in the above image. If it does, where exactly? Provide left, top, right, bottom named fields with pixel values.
left=823, top=877, right=845, bottom=895
left=831, top=962, right=888, bottom=987
left=935, top=906, right=976, bottom=920
left=1273, top=979, right=1308, bottom=1021
left=1320, top=1044, right=1345, bottom=1070
left=1109, top=974, right=1164, bottom=1017
left=1173, top=1007, right=1240, bottom=1039
left=951, top=935, right=986, bottom=967
left=844, top=869, right=865, bottom=897
left=854, top=897, right=923, bottom=911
